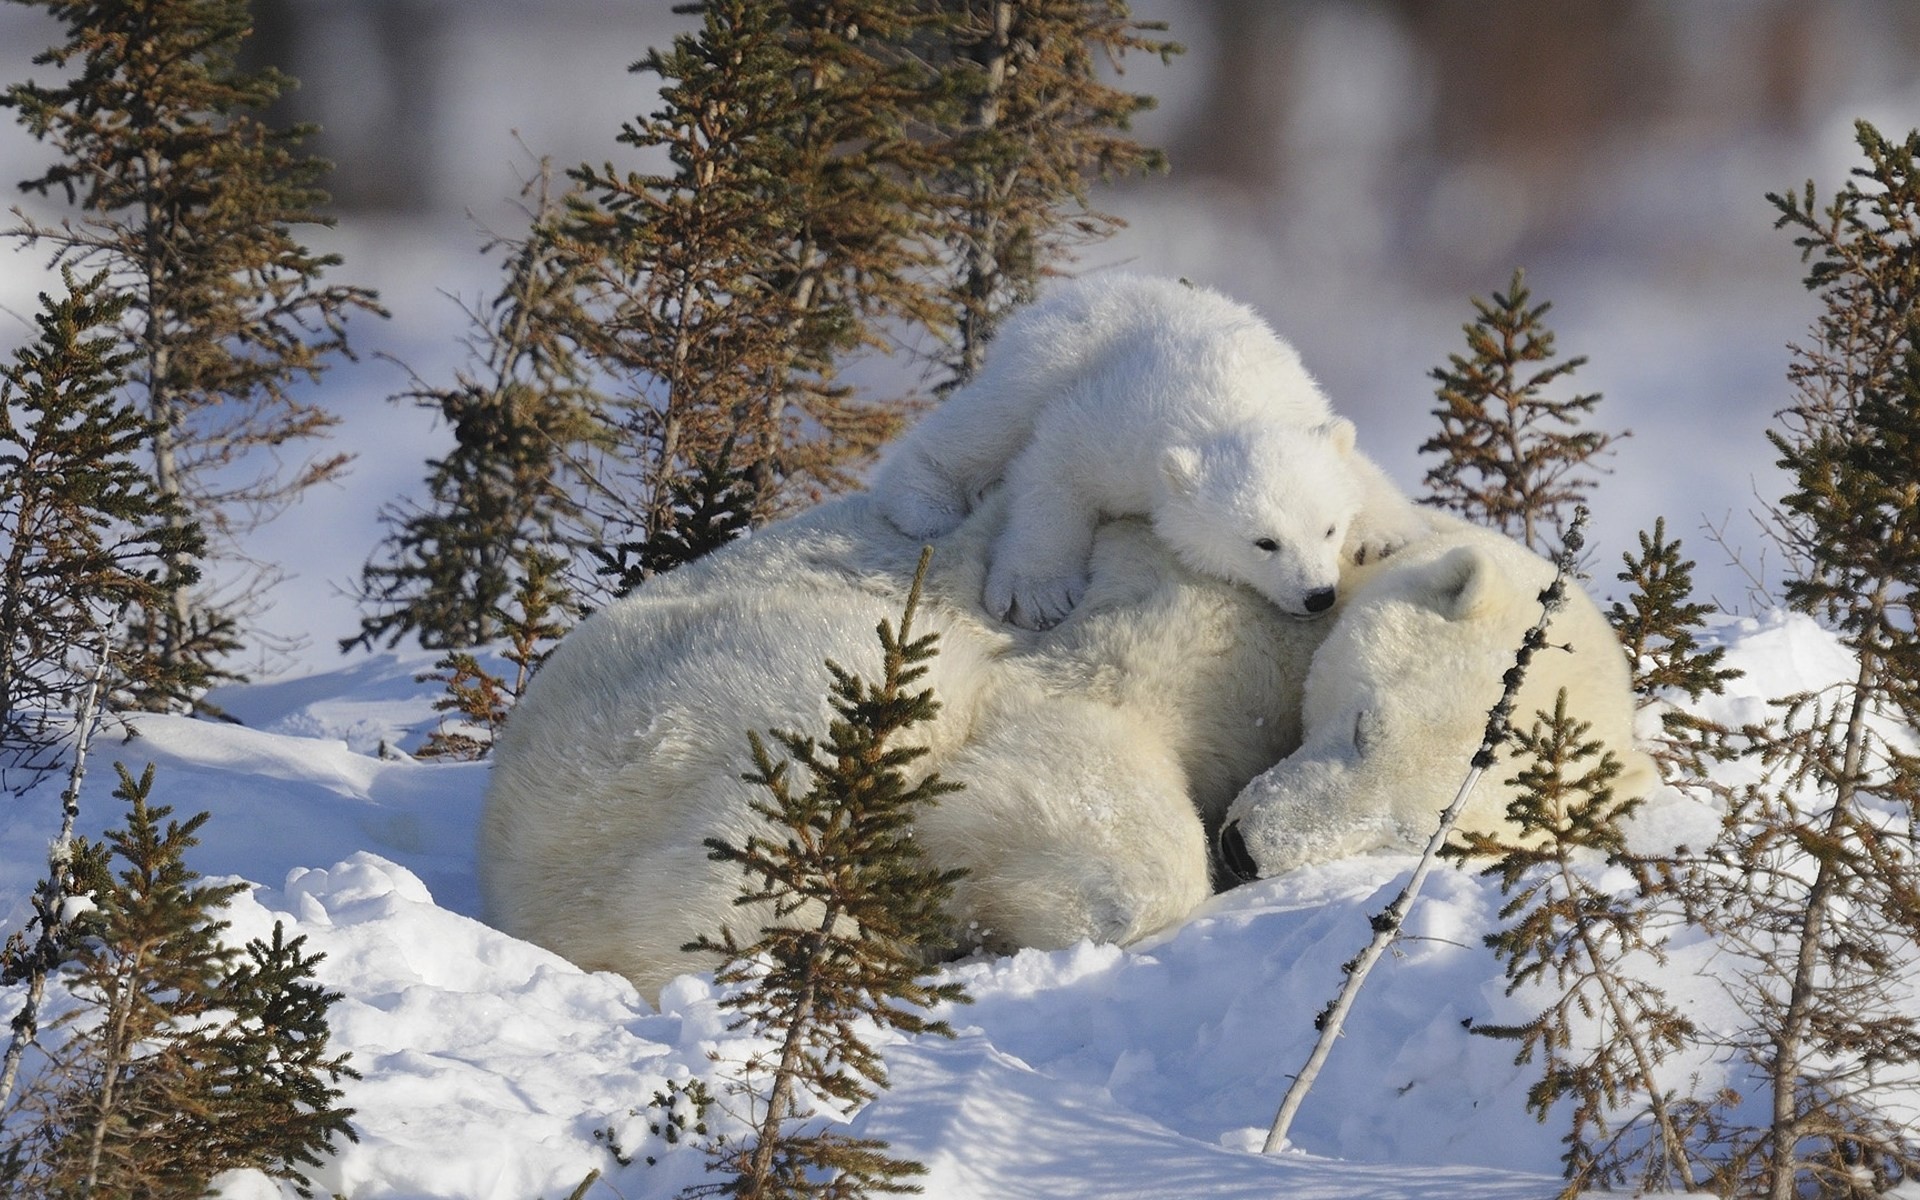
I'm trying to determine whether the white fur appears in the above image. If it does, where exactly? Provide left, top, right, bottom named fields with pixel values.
left=479, top=492, right=1319, bottom=999
left=1219, top=510, right=1661, bottom=880
left=481, top=501, right=1655, bottom=999
left=872, top=274, right=1425, bottom=628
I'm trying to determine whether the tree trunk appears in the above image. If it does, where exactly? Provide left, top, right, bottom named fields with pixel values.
left=83, top=946, right=147, bottom=1193
left=144, top=148, right=195, bottom=679
left=955, top=0, right=1013, bottom=386
left=0, top=647, right=109, bottom=1112
left=0, top=487, right=38, bottom=732
left=739, top=904, right=836, bottom=1198
left=1561, top=857, right=1697, bottom=1190
left=1764, top=646, right=1878, bottom=1200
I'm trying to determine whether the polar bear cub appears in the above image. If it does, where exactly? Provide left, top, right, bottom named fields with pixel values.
left=873, top=274, right=1424, bottom=628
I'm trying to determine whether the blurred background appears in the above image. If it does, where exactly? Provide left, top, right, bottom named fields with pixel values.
left=3, top=0, right=1919, bottom=672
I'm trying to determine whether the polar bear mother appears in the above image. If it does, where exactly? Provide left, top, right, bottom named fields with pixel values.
left=479, top=495, right=1656, bottom=999
left=479, top=494, right=1321, bottom=997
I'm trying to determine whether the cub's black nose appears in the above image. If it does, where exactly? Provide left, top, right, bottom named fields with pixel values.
left=1219, top=820, right=1259, bottom=883
left=1303, top=587, right=1337, bottom=614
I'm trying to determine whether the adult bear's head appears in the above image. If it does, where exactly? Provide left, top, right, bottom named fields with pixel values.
left=1218, top=519, right=1659, bottom=882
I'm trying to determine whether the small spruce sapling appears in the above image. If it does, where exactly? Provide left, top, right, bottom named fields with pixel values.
left=1608, top=519, right=1742, bottom=782
left=1610, top=519, right=1739, bottom=708
left=413, top=653, right=511, bottom=763
left=0, top=763, right=356, bottom=1198
left=1421, top=270, right=1624, bottom=557
left=203, top=922, right=361, bottom=1188
left=415, top=548, right=574, bottom=761
left=1450, top=692, right=1699, bottom=1195
left=349, top=164, right=605, bottom=652
left=684, top=548, right=969, bottom=1200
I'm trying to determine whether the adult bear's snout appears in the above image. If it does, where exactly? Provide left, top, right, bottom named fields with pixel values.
left=1219, top=820, right=1259, bottom=883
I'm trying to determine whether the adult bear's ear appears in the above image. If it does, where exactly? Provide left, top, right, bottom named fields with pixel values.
left=1162, top=445, right=1202, bottom=497
left=1317, top=416, right=1357, bottom=455
left=1423, top=545, right=1501, bottom=621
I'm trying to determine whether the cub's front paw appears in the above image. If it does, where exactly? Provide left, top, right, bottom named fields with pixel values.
left=1350, top=530, right=1402, bottom=566
left=1348, top=509, right=1429, bottom=566
left=984, top=562, right=1087, bottom=630
left=879, top=487, right=969, bottom=540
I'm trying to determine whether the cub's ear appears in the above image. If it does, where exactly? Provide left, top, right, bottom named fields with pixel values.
left=1352, top=707, right=1381, bottom=756
left=1317, top=416, right=1358, bottom=455
left=1421, top=545, right=1502, bottom=621
left=1162, top=445, right=1203, bottom=497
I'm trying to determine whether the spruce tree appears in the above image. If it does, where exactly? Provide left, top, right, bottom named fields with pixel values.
left=1687, top=118, right=1920, bottom=1200
left=1452, top=693, right=1699, bottom=1195
left=933, top=0, right=1177, bottom=385
left=4, top=0, right=381, bottom=703
left=1421, top=270, right=1624, bottom=556
left=0, top=268, right=199, bottom=793
left=1610, top=519, right=1739, bottom=709
left=548, top=0, right=945, bottom=569
left=414, top=547, right=573, bottom=761
left=591, top=437, right=760, bottom=598
left=349, top=3, right=1174, bottom=642
left=348, top=167, right=606, bottom=652
left=686, top=550, right=969, bottom=1199
left=1609, top=519, right=1742, bottom=784
left=0, top=763, right=357, bottom=1198
left=199, top=921, right=361, bottom=1189
left=542, top=1, right=1175, bottom=572
left=412, top=652, right=511, bottom=763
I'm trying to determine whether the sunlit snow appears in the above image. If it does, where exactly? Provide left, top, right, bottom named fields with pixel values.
left=4, top=614, right=1916, bottom=1198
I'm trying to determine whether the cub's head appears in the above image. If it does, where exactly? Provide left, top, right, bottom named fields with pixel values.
left=1154, top=419, right=1363, bottom=620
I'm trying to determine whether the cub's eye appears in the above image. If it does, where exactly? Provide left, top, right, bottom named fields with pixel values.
left=1253, top=537, right=1279, bottom=553
left=1324, top=524, right=1338, bottom=540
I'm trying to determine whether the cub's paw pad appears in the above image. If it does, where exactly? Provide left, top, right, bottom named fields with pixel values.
left=1353, top=537, right=1401, bottom=566
left=1349, top=526, right=1418, bottom=566
left=1351, top=507, right=1433, bottom=565
left=985, top=565, right=1086, bottom=631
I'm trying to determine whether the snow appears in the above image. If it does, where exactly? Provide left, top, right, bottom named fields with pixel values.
left=4, top=619, right=1917, bottom=1198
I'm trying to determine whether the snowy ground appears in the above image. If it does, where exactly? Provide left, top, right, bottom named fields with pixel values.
left=3, top=611, right=1917, bottom=1199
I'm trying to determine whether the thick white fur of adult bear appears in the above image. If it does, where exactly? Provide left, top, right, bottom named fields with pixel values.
left=871, top=274, right=1426, bottom=629
left=481, top=501, right=1656, bottom=998
left=1219, top=509, right=1661, bottom=881
left=479, top=492, right=1323, bottom=998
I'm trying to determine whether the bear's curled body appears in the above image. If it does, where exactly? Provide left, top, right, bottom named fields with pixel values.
left=478, top=493, right=1314, bottom=998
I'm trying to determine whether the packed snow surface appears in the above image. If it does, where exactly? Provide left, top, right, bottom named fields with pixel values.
left=3, top=614, right=1917, bottom=1198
